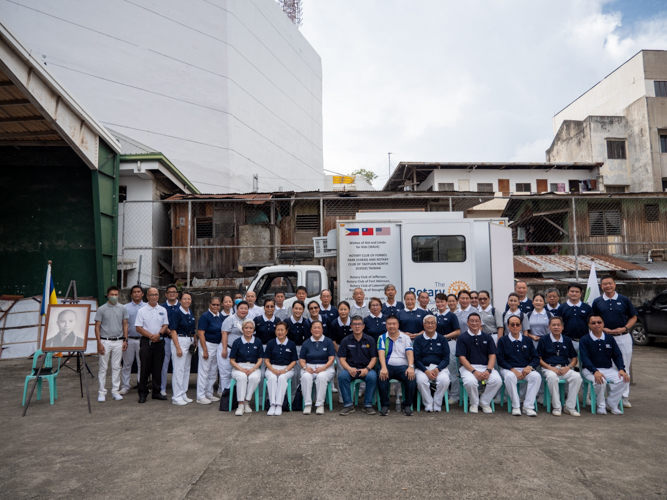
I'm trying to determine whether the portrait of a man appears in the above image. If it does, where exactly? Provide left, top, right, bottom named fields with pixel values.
left=43, top=304, right=91, bottom=351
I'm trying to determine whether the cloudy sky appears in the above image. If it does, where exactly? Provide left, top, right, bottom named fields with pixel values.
left=300, top=0, right=667, bottom=188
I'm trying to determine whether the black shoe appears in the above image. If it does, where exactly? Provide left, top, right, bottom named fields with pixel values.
left=379, top=406, right=389, bottom=416
left=138, top=396, right=147, bottom=403
left=362, top=406, right=376, bottom=415
left=152, top=394, right=168, bottom=401
left=339, top=406, right=355, bottom=416
left=403, top=406, right=413, bottom=417
left=132, top=384, right=139, bottom=390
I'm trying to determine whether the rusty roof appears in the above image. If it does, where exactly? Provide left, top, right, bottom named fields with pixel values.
left=514, top=255, right=646, bottom=273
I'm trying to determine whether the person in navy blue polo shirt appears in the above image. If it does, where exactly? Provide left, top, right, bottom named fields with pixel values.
left=558, top=284, right=593, bottom=350
left=263, top=321, right=297, bottom=416
left=330, top=301, right=353, bottom=348
left=546, top=288, right=562, bottom=316
left=306, top=301, right=331, bottom=340
left=363, top=298, right=387, bottom=341
left=230, top=319, right=264, bottom=416
left=338, top=316, right=378, bottom=415
left=455, top=313, right=502, bottom=414
left=197, top=296, right=224, bottom=405
left=504, top=281, right=534, bottom=315
left=497, top=316, right=541, bottom=417
left=299, top=320, right=335, bottom=415
left=168, top=291, right=196, bottom=406
left=413, top=315, right=450, bottom=412
left=254, top=299, right=278, bottom=346
left=397, top=291, right=427, bottom=339
left=592, top=276, right=637, bottom=408
left=537, top=316, right=581, bottom=417
left=579, top=314, right=630, bottom=415
left=382, top=284, right=404, bottom=317
left=319, top=289, right=338, bottom=324
left=160, top=284, right=180, bottom=397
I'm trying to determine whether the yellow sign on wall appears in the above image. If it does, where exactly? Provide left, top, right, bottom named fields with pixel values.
left=333, top=176, right=355, bottom=184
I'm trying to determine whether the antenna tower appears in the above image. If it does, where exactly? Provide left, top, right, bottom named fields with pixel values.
left=279, top=0, right=303, bottom=27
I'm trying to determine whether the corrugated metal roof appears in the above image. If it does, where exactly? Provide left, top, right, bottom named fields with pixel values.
left=467, top=198, right=509, bottom=211
left=514, top=255, right=646, bottom=273
left=109, top=129, right=159, bottom=155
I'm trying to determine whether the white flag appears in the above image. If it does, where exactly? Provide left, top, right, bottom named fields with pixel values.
left=584, top=262, right=601, bottom=305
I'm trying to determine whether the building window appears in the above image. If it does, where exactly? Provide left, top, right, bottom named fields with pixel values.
left=516, top=183, right=531, bottom=193
left=645, top=204, right=660, bottom=223
left=656, top=81, right=667, bottom=98
left=295, top=214, right=319, bottom=232
left=605, top=185, right=626, bottom=193
left=477, top=183, right=493, bottom=192
left=660, top=135, right=667, bottom=153
left=589, top=208, right=621, bottom=236
left=663, top=179, right=667, bottom=192
left=438, top=183, right=454, bottom=191
left=607, top=140, right=626, bottom=159
left=195, top=217, right=213, bottom=239
left=118, top=185, right=127, bottom=203
left=412, top=235, right=466, bottom=263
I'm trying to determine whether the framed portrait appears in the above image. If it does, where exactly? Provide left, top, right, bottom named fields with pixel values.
left=42, top=304, right=91, bottom=352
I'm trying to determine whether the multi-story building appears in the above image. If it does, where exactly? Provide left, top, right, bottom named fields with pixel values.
left=547, top=50, right=667, bottom=192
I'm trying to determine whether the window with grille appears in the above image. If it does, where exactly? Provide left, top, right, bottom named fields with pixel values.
left=607, top=140, right=626, bottom=159
left=438, top=183, right=455, bottom=191
left=295, top=214, right=319, bottom=231
left=655, top=81, right=667, bottom=98
left=589, top=209, right=621, bottom=236
left=516, top=183, right=531, bottom=192
left=196, top=217, right=213, bottom=238
left=605, top=185, right=626, bottom=193
left=477, top=183, right=493, bottom=192
left=660, top=135, right=667, bottom=153
left=645, top=204, right=660, bottom=223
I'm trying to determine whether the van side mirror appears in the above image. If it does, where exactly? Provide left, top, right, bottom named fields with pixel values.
left=643, top=300, right=651, bottom=307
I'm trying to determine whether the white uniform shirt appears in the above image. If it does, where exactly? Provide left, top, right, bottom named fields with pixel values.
left=134, top=303, right=169, bottom=335
left=246, top=305, right=264, bottom=320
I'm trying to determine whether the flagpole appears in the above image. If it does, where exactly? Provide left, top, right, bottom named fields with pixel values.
left=37, top=260, right=52, bottom=351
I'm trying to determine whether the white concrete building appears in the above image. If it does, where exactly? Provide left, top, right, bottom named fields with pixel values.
left=548, top=50, right=667, bottom=192
left=0, top=0, right=323, bottom=194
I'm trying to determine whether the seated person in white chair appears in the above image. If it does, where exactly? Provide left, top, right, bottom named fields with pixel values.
left=299, top=320, right=335, bottom=415
left=413, top=315, right=450, bottom=412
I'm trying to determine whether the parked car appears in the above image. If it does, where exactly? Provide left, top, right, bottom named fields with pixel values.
left=631, top=290, right=667, bottom=346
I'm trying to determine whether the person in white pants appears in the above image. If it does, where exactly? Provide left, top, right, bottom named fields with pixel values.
left=121, top=286, right=145, bottom=394
left=414, top=315, right=450, bottom=412
left=433, top=293, right=461, bottom=405
left=537, top=317, right=582, bottom=417
left=497, top=316, right=541, bottom=417
left=455, top=313, right=502, bottom=413
left=219, top=302, right=250, bottom=398
left=94, top=286, right=129, bottom=402
left=230, top=319, right=264, bottom=415
left=299, top=321, right=335, bottom=415
left=263, top=321, right=297, bottom=416
left=169, top=292, right=196, bottom=405
left=592, top=277, right=638, bottom=408
left=196, top=296, right=225, bottom=405
left=579, top=315, right=630, bottom=415
left=160, top=285, right=181, bottom=397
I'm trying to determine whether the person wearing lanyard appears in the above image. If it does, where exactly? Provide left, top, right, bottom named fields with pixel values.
left=592, top=276, right=637, bottom=408
left=497, top=316, right=541, bottom=417
left=434, top=293, right=461, bottom=404
left=306, top=301, right=330, bottom=340
left=456, top=290, right=475, bottom=335
left=300, top=320, right=335, bottom=415
left=477, top=291, right=502, bottom=343
left=579, top=314, right=630, bottom=415
left=537, top=316, right=581, bottom=417
left=501, top=293, right=531, bottom=336
left=455, top=313, right=502, bottom=414
left=377, top=315, right=416, bottom=416
left=196, top=296, right=224, bottom=405
left=558, top=284, right=593, bottom=350
left=505, top=281, right=534, bottom=314
left=319, top=289, right=339, bottom=324
left=413, top=315, right=450, bottom=412
left=244, top=290, right=263, bottom=320
left=382, top=284, right=404, bottom=317
left=94, top=286, right=129, bottom=402
left=218, top=302, right=250, bottom=399
left=160, top=284, right=180, bottom=397
left=545, top=288, right=562, bottom=315
left=274, top=291, right=289, bottom=321
left=264, top=321, right=298, bottom=416
left=230, top=319, right=264, bottom=416
left=121, top=286, right=145, bottom=395
left=337, top=316, right=378, bottom=416
left=527, top=294, right=552, bottom=348
left=135, top=287, right=169, bottom=403
left=397, top=291, right=427, bottom=340
left=169, top=292, right=196, bottom=406
left=350, top=288, right=371, bottom=319
left=363, top=298, right=387, bottom=342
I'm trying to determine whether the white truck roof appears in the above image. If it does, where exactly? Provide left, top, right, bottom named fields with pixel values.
left=355, top=211, right=464, bottom=221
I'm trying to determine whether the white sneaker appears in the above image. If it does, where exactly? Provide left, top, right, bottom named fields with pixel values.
left=160, top=390, right=167, bottom=397
left=607, top=405, right=623, bottom=415
left=563, top=406, right=580, bottom=417
left=275, top=406, right=282, bottom=416
left=97, top=395, right=105, bottom=403
left=537, top=396, right=544, bottom=405
left=268, top=405, right=276, bottom=416
left=622, top=398, right=632, bottom=408
left=112, top=393, right=123, bottom=401
left=522, top=407, right=537, bottom=417
left=332, top=386, right=338, bottom=393
left=552, top=408, right=562, bottom=416
left=511, top=407, right=521, bottom=416
left=244, top=402, right=252, bottom=413
left=207, top=395, right=221, bottom=402
left=184, top=397, right=193, bottom=403
left=448, top=398, right=458, bottom=405
left=119, top=388, right=129, bottom=395
left=469, top=405, right=479, bottom=413
left=481, top=405, right=493, bottom=414
left=316, top=405, right=325, bottom=415
left=597, top=406, right=607, bottom=415
left=303, top=405, right=312, bottom=415
left=235, top=406, right=244, bottom=416
left=172, top=399, right=187, bottom=406
left=196, top=397, right=212, bottom=405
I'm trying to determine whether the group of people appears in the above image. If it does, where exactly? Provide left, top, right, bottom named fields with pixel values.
left=92, top=277, right=637, bottom=417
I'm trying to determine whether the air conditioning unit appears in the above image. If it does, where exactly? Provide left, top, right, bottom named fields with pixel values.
left=313, top=236, right=337, bottom=258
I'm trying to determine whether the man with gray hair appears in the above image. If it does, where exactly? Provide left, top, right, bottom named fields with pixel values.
left=545, top=288, right=562, bottom=315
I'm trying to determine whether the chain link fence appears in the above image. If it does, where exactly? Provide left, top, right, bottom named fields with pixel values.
left=118, top=194, right=667, bottom=289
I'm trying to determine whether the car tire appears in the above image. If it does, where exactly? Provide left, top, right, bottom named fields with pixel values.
left=631, top=323, right=654, bottom=346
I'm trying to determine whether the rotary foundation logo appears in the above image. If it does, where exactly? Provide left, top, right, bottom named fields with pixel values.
left=448, top=281, right=470, bottom=295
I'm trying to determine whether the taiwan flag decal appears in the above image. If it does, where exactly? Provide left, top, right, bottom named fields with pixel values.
left=362, top=228, right=374, bottom=236
left=345, top=228, right=359, bottom=236
left=376, top=227, right=391, bottom=235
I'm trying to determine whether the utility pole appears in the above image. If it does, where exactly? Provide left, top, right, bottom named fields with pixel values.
left=253, top=174, right=258, bottom=193
left=388, top=152, right=393, bottom=177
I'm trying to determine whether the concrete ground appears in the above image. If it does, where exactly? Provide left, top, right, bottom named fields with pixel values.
left=1, top=344, right=667, bottom=500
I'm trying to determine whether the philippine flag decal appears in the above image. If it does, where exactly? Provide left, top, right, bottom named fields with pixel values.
left=346, top=228, right=359, bottom=236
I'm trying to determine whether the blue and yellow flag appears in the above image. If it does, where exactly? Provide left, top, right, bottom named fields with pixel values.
left=41, top=263, right=57, bottom=315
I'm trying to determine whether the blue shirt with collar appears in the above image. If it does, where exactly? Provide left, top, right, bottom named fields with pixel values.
left=559, top=301, right=593, bottom=340
left=382, top=301, right=405, bottom=317
left=546, top=304, right=561, bottom=316
left=363, top=313, right=388, bottom=341
left=579, top=332, right=625, bottom=373
left=254, top=315, right=277, bottom=345
left=537, top=333, right=577, bottom=366
left=337, top=333, right=377, bottom=369
left=397, top=308, right=427, bottom=334
left=230, top=336, right=264, bottom=364
left=299, top=335, right=335, bottom=365
left=125, top=301, right=146, bottom=338
left=434, top=311, right=460, bottom=337
left=160, top=300, right=180, bottom=325
left=329, top=317, right=353, bottom=344
left=197, top=310, right=224, bottom=344
left=413, top=332, right=450, bottom=372
left=505, top=297, right=534, bottom=314
left=455, top=331, right=497, bottom=365
left=264, top=338, right=298, bottom=366
left=169, top=307, right=196, bottom=336
left=592, top=293, right=637, bottom=331
left=305, top=316, right=331, bottom=341
left=285, top=317, right=311, bottom=346
left=497, top=334, right=540, bottom=370
left=319, top=306, right=339, bottom=324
